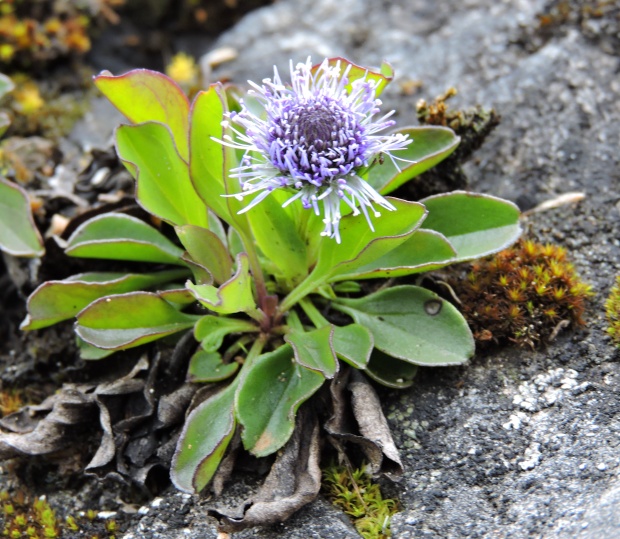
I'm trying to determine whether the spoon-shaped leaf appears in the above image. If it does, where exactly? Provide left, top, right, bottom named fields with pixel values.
left=236, top=345, right=324, bottom=457
left=187, top=350, right=239, bottom=382
left=421, top=191, right=522, bottom=260
left=65, top=213, right=185, bottom=265
left=76, top=291, right=199, bottom=351
left=245, top=190, right=309, bottom=284
left=285, top=326, right=338, bottom=378
left=94, top=69, right=190, bottom=160
left=171, top=382, right=237, bottom=493
left=331, top=323, right=374, bottom=370
left=187, top=254, right=256, bottom=315
left=315, top=198, right=427, bottom=281
left=189, top=86, right=249, bottom=235
left=194, top=315, right=258, bottom=352
left=334, top=228, right=457, bottom=280
left=176, top=224, right=232, bottom=284
left=365, top=350, right=419, bottom=389
left=116, top=122, right=208, bottom=227
left=21, top=269, right=188, bottom=330
left=333, top=285, right=474, bottom=366
left=366, top=126, right=460, bottom=195
left=280, top=198, right=427, bottom=312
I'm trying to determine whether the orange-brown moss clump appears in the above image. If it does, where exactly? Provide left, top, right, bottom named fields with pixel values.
left=0, top=389, right=25, bottom=417
left=448, top=239, right=593, bottom=348
left=0, top=0, right=106, bottom=70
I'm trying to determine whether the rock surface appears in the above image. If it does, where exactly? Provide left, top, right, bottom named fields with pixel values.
left=104, top=0, right=620, bottom=537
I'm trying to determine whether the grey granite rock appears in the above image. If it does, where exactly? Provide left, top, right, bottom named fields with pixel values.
left=119, top=0, right=620, bottom=537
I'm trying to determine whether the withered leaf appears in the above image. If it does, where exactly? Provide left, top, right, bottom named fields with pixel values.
left=207, top=406, right=321, bottom=533
left=326, top=367, right=403, bottom=478
left=0, top=386, right=96, bottom=458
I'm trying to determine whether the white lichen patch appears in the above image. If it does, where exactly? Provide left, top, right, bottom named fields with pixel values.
left=502, top=411, right=529, bottom=430
left=512, top=368, right=579, bottom=412
left=518, top=442, right=542, bottom=470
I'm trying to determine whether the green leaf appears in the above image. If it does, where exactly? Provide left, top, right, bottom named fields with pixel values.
left=0, top=178, right=44, bottom=257
left=187, top=254, right=256, bottom=315
left=421, top=191, right=522, bottom=260
left=207, top=210, right=228, bottom=247
left=76, top=291, right=200, bottom=351
left=227, top=226, right=244, bottom=258
left=188, top=86, right=249, bottom=234
left=77, top=337, right=116, bottom=360
left=94, top=69, right=190, bottom=161
left=285, top=326, right=337, bottom=378
left=65, top=213, right=185, bottom=265
left=176, top=225, right=232, bottom=284
left=194, top=315, right=258, bottom=352
left=333, top=285, right=474, bottom=367
left=21, top=269, right=188, bottom=330
left=365, top=350, right=418, bottom=389
left=159, top=288, right=197, bottom=306
left=313, top=198, right=427, bottom=282
left=171, top=382, right=236, bottom=493
left=313, top=58, right=394, bottom=96
left=331, top=323, right=373, bottom=370
left=236, top=345, right=324, bottom=457
left=187, top=350, right=238, bottom=382
left=245, top=190, right=308, bottom=284
left=181, top=254, right=213, bottom=285
left=337, top=193, right=522, bottom=279
left=335, top=228, right=457, bottom=280
left=116, top=122, right=208, bottom=227
left=366, top=127, right=460, bottom=195
left=281, top=199, right=427, bottom=311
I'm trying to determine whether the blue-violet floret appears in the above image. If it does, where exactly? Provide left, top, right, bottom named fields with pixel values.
left=221, top=58, right=411, bottom=242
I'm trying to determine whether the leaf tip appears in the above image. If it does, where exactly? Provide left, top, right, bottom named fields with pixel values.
left=19, top=315, right=32, bottom=331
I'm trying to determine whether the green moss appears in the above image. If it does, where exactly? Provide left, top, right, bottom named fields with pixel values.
left=322, top=464, right=399, bottom=539
left=3, top=71, right=92, bottom=140
left=605, top=276, right=620, bottom=347
left=0, top=491, right=121, bottom=539
left=447, top=239, right=593, bottom=348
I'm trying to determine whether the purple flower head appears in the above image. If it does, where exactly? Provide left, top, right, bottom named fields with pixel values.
left=221, top=58, right=411, bottom=243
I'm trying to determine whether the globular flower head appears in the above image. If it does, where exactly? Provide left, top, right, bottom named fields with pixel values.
left=222, top=58, right=411, bottom=242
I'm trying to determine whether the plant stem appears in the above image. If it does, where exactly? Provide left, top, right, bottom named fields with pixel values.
left=299, top=297, right=329, bottom=328
left=244, top=333, right=267, bottom=368
left=278, top=275, right=322, bottom=315
left=286, top=308, right=304, bottom=331
left=238, top=230, right=271, bottom=321
left=234, top=333, right=267, bottom=392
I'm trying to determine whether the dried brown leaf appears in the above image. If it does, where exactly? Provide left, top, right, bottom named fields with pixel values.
left=207, top=407, right=321, bottom=533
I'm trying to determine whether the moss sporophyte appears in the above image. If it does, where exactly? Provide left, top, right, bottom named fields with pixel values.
left=2, top=57, right=525, bottom=531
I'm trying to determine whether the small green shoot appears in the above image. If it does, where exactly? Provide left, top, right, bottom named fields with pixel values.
left=323, top=463, right=399, bottom=539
